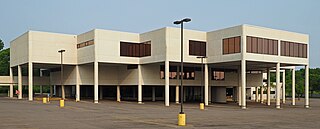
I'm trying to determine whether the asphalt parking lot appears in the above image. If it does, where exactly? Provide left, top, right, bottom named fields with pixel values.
left=0, top=97, right=319, bottom=129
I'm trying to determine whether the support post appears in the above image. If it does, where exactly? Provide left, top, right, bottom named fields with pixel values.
left=9, top=67, right=13, bottom=98
left=276, top=62, right=281, bottom=109
left=40, top=70, right=43, bottom=95
left=138, top=64, right=142, bottom=104
left=255, top=87, right=259, bottom=102
left=305, top=65, right=309, bottom=108
left=165, top=61, right=170, bottom=106
left=99, top=86, right=103, bottom=99
left=94, top=62, right=99, bottom=103
left=204, top=64, right=209, bottom=106
left=152, top=86, right=156, bottom=102
left=292, top=67, right=295, bottom=105
left=267, top=68, right=271, bottom=106
left=117, top=85, right=121, bottom=102
left=241, top=60, right=246, bottom=109
left=76, top=65, right=80, bottom=102
left=176, top=65, right=179, bottom=103
left=282, top=70, right=286, bottom=104
left=238, top=67, right=241, bottom=106
left=18, top=65, right=22, bottom=99
left=260, top=86, right=263, bottom=103
left=28, top=62, right=33, bottom=101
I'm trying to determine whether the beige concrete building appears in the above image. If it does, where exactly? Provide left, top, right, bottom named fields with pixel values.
left=7, top=24, right=309, bottom=108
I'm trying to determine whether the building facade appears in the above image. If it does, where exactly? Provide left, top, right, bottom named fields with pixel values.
left=9, top=24, right=309, bottom=108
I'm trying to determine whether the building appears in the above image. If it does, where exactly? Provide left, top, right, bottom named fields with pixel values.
left=8, top=24, right=310, bottom=109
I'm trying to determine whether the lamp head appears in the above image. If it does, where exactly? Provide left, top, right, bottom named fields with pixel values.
left=58, top=50, right=66, bottom=53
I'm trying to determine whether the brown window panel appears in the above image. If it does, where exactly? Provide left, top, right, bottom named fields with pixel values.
left=298, top=43, right=303, bottom=57
left=247, top=36, right=252, bottom=53
left=268, top=39, right=273, bottom=55
left=257, top=38, right=263, bottom=54
left=200, top=42, right=206, bottom=56
left=229, top=38, right=235, bottom=53
left=285, top=41, right=289, bottom=56
left=273, top=40, right=278, bottom=55
left=263, top=38, right=268, bottom=54
left=303, top=44, right=307, bottom=58
left=252, top=37, right=258, bottom=53
left=294, top=43, right=299, bottom=57
left=189, top=40, right=206, bottom=56
left=289, top=42, right=294, bottom=56
left=189, top=41, right=195, bottom=55
left=235, top=36, right=241, bottom=53
left=145, top=44, right=151, bottom=56
left=223, top=39, right=229, bottom=54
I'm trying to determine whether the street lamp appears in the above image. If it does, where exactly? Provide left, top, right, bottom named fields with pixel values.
left=58, top=49, right=66, bottom=99
left=174, top=18, right=191, bottom=126
left=197, top=56, right=207, bottom=110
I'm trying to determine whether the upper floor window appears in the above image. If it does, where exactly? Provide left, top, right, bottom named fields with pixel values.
left=280, top=41, right=307, bottom=58
left=212, top=70, right=225, bottom=80
left=223, top=36, right=241, bottom=54
left=120, top=41, right=151, bottom=57
left=77, top=40, right=94, bottom=49
left=160, top=66, right=195, bottom=80
left=189, top=40, right=206, bottom=56
left=246, top=36, right=278, bottom=55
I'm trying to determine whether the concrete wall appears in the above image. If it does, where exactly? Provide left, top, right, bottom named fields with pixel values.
left=77, top=30, right=95, bottom=64
left=10, top=32, right=29, bottom=67
left=140, top=28, right=166, bottom=64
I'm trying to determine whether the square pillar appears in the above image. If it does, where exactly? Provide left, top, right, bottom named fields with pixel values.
left=208, top=86, right=212, bottom=103
left=176, top=65, right=179, bottom=104
left=238, top=67, right=241, bottom=106
left=28, top=62, right=33, bottom=101
left=152, top=86, right=156, bottom=102
left=267, top=68, right=271, bottom=106
left=260, top=86, right=263, bottom=103
left=99, top=86, right=103, bottom=99
left=241, top=60, right=246, bottom=109
left=276, top=62, right=281, bottom=109
left=18, top=65, right=22, bottom=99
left=305, top=65, right=309, bottom=108
left=76, top=65, right=80, bottom=102
left=165, top=61, right=170, bottom=106
left=255, top=87, right=259, bottom=102
left=50, top=85, right=53, bottom=97
left=117, top=85, right=121, bottom=102
left=204, top=64, right=209, bottom=106
left=138, top=64, right=142, bottom=104
left=9, top=67, right=13, bottom=98
left=94, top=62, right=99, bottom=103
left=292, top=67, right=295, bottom=105
left=282, top=70, right=286, bottom=104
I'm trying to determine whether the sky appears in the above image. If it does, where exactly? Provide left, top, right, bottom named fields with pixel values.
left=0, top=0, right=319, bottom=67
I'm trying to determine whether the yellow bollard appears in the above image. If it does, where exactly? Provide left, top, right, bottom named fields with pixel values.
left=178, top=113, right=186, bottom=126
left=60, top=99, right=64, bottom=108
left=200, top=103, right=205, bottom=110
left=42, top=98, right=47, bottom=104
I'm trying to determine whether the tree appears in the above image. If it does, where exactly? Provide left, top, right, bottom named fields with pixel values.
left=0, top=39, right=4, bottom=51
left=0, top=48, right=10, bottom=76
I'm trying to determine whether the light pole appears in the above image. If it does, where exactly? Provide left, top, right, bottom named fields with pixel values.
left=58, top=49, right=65, bottom=99
left=197, top=56, right=207, bottom=110
left=174, top=18, right=191, bottom=126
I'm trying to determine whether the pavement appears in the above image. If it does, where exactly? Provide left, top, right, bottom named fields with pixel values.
left=0, top=97, right=319, bottom=129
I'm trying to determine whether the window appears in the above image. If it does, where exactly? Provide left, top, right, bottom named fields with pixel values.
left=212, top=71, right=225, bottom=80
left=280, top=40, right=307, bottom=58
left=120, top=41, right=151, bottom=57
left=189, top=40, right=206, bottom=56
left=246, top=36, right=278, bottom=55
left=222, top=36, right=241, bottom=54
left=160, top=66, right=195, bottom=80
left=77, top=40, right=94, bottom=49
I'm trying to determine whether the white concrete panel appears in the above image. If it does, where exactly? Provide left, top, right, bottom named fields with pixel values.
left=140, top=28, right=166, bottom=64
left=10, top=32, right=29, bottom=67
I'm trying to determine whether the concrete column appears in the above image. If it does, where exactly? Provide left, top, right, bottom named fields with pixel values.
left=138, top=64, right=142, bottom=104
left=305, top=65, right=309, bottom=108
left=276, top=62, right=281, bottom=109
left=204, top=64, right=209, bottom=106
left=99, top=86, right=103, bottom=99
left=18, top=65, right=22, bottom=99
left=76, top=65, right=80, bottom=102
left=208, top=86, right=212, bottom=103
left=9, top=67, right=13, bottom=98
left=282, top=70, right=286, bottom=104
left=238, top=67, right=241, bottom=106
left=267, top=68, right=271, bottom=106
left=175, top=85, right=179, bottom=103
left=241, top=60, right=246, bottom=109
left=53, top=85, right=56, bottom=96
left=165, top=61, right=170, bottom=106
left=117, top=85, right=121, bottom=102
left=175, top=65, right=179, bottom=104
left=50, top=85, right=53, bottom=97
left=183, top=87, right=186, bottom=102
left=255, top=87, right=259, bottom=102
left=260, top=86, right=263, bottom=103
left=94, top=62, right=99, bottom=103
left=28, top=62, right=33, bottom=101
left=40, top=70, right=43, bottom=95
left=292, top=68, right=295, bottom=105
left=152, top=86, right=156, bottom=102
